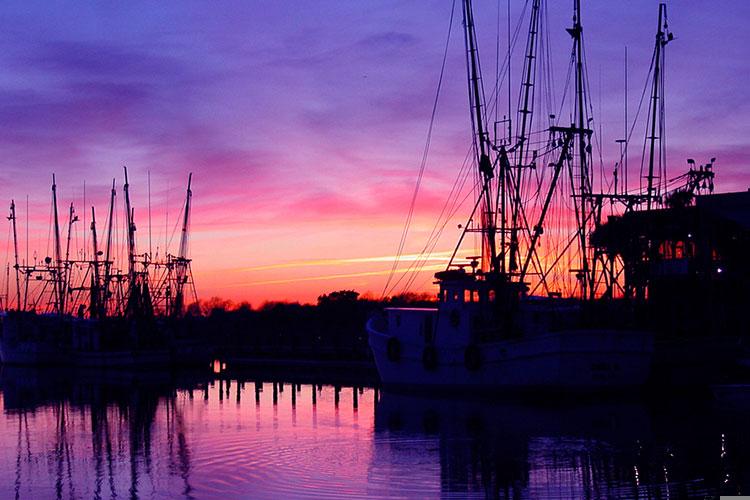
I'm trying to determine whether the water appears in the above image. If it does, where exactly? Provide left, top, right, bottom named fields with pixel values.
left=0, top=367, right=748, bottom=499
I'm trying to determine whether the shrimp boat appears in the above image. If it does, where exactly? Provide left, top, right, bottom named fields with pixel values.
left=0, top=191, right=73, bottom=365
left=368, top=0, right=657, bottom=390
left=1, top=168, right=199, bottom=368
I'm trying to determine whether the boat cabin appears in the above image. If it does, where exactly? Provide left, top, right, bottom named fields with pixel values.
left=591, top=190, right=750, bottom=336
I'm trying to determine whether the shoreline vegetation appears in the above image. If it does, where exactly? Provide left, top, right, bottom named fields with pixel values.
left=186, top=290, right=434, bottom=371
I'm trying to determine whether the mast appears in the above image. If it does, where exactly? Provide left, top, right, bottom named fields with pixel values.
left=123, top=167, right=136, bottom=281
left=509, top=0, right=541, bottom=274
left=90, top=206, right=101, bottom=318
left=8, top=201, right=21, bottom=310
left=178, top=174, right=192, bottom=262
left=567, top=0, right=591, bottom=299
left=462, top=0, right=497, bottom=273
left=173, top=173, right=193, bottom=317
left=52, top=175, right=64, bottom=314
left=646, top=3, right=669, bottom=210
left=63, top=203, right=78, bottom=307
left=103, top=179, right=116, bottom=315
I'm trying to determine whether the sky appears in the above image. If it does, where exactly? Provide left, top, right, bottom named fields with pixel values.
left=0, top=0, right=748, bottom=305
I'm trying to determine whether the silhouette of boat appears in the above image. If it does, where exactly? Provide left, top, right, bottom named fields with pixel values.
left=1, top=169, right=201, bottom=368
left=369, top=0, right=657, bottom=390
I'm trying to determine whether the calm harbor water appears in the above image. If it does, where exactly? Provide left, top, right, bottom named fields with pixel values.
left=0, top=367, right=748, bottom=499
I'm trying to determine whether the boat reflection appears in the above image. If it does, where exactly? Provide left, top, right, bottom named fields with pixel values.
left=372, top=389, right=748, bottom=498
left=1, top=368, right=749, bottom=498
left=1, top=366, right=196, bottom=499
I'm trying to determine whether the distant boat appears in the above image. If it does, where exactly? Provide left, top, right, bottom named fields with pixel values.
left=1, top=169, right=201, bottom=368
left=368, top=0, right=655, bottom=390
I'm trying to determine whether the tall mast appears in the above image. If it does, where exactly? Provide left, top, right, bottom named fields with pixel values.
left=567, top=0, right=590, bottom=299
left=178, top=173, right=192, bottom=261
left=52, top=175, right=64, bottom=314
left=63, top=202, right=78, bottom=307
left=463, top=0, right=497, bottom=273
left=123, top=167, right=136, bottom=282
left=90, top=206, right=101, bottom=318
left=8, top=201, right=21, bottom=310
left=174, top=173, right=193, bottom=317
left=103, top=179, right=116, bottom=314
left=509, top=0, right=541, bottom=274
left=646, top=4, right=669, bottom=211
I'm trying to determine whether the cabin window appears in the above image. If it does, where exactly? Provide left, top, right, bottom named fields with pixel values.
left=674, top=241, right=685, bottom=259
left=658, top=240, right=694, bottom=260
left=452, top=291, right=461, bottom=302
left=488, top=290, right=496, bottom=302
left=464, top=290, right=474, bottom=303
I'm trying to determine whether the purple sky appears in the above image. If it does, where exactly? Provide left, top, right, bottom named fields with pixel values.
left=0, top=0, right=747, bottom=303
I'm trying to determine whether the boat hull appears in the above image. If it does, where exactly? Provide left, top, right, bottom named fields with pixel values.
left=0, top=338, right=67, bottom=365
left=368, top=319, right=653, bottom=390
left=0, top=312, right=70, bottom=365
left=71, top=318, right=171, bottom=368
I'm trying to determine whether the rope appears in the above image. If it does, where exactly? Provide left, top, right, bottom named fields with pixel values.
left=381, top=0, right=457, bottom=298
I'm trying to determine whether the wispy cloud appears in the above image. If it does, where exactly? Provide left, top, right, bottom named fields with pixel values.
left=238, top=251, right=453, bottom=273
left=232, top=264, right=445, bottom=288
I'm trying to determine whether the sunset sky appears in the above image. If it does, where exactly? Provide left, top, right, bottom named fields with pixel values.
left=0, top=0, right=748, bottom=305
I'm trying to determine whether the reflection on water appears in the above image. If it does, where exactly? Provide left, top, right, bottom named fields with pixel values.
left=0, top=367, right=748, bottom=499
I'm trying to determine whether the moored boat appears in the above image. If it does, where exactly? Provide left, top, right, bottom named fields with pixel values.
left=370, top=0, right=657, bottom=390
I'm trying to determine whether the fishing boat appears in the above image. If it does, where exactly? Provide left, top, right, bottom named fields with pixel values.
left=368, top=0, right=656, bottom=390
left=1, top=169, right=199, bottom=368
left=71, top=169, right=199, bottom=367
left=0, top=188, right=73, bottom=365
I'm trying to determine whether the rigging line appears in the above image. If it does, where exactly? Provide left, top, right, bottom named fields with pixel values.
left=396, top=148, right=475, bottom=294
left=403, top=186, right=476, bottom=294
left=638, top=49, right=658, bottom=195
left=507, top=0, right=513, bottom=144
left=529, top=200, right=598, bottom=295
left=390, top=148, right=474, bottom=295
left=381, top=0, right=456, bottom=299
left=387, top=132, right=475, bottom=294
left=485, top=0, right=530, bottom=132
left=494, top=0, right=500, bottom=127
left=660, top=38, right=668, bottom=197
left=556, top=49, right=576, bottom=126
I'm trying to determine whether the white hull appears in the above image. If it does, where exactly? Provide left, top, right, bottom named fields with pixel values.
left=368, top=319, right=653, bottom=390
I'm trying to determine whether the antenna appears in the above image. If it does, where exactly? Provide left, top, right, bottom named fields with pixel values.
left=624, top=45, right=628, bottom=190
left=148, top=170, right=153, bottom=260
